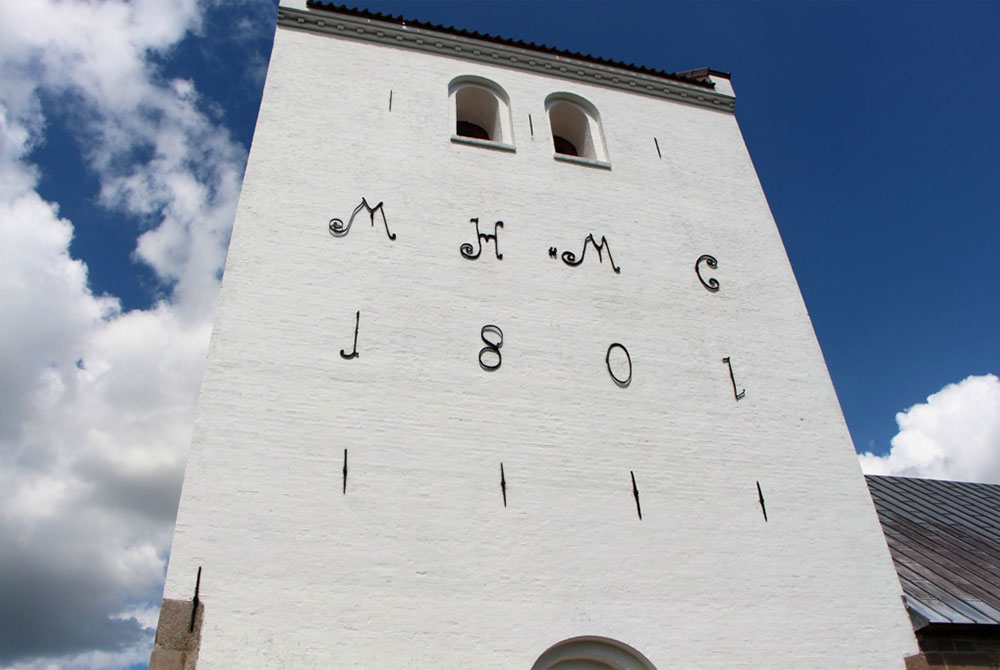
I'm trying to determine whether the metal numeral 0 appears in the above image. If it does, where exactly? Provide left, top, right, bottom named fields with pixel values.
left=606, top=342, right=632, bottom=387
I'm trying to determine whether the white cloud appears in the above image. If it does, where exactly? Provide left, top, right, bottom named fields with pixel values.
left=0, top=0, right=270, bottom=667
left=860, top=374, right=1000, bottom=484
left=10, top=638, right=157, bottom=670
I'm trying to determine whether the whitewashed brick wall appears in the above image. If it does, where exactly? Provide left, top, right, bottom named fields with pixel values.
left=162, top=11, right=918, bottom=669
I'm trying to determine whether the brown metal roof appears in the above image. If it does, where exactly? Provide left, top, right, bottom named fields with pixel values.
left=304, top=2, right=718, bottom=90
left=867, top=475, right=1000, bottom=628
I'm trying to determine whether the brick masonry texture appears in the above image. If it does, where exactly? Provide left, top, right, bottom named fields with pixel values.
left=159, top=14, right=920, bottom=669
left=906, top=627, right=1000, bottom=668
left=148, top=599, right=202, bottom=670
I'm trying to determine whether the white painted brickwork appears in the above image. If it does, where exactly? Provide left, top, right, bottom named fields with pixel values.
left=162, top=9, right=918, bottom=669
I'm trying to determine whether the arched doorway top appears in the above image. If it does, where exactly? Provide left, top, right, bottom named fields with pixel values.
left=531, top=636, right=657, bottom=670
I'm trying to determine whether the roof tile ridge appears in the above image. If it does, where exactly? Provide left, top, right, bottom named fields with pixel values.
left=304, top=1, right=718, bottom=90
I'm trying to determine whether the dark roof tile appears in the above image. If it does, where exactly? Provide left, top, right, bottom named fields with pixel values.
left=867, top=475, right=1000, bottom=628
left=304, top=2, right=718, bottom=90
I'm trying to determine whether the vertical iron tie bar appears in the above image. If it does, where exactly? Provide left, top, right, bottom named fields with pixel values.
left=500, top=462, right=507, bottom=507
left=189, top=566, right=202, bottom=632
left=631, top=471, right=642, bottom=520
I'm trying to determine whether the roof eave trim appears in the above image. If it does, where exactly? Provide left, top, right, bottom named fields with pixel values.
left=903, top=595, right=935, bottom=630
left=276, top=7, right=736, bottom=113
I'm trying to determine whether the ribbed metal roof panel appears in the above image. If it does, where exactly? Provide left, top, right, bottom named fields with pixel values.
left=867, top=475, right=1000, bottom=627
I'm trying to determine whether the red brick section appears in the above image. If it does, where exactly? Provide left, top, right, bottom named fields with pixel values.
left=906, top=653, right=999, bottom=669
left=904, top=627, right=1000, bottom=669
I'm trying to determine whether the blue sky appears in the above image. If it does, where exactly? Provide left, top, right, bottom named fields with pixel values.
left=0, top=1, right=997, bottom=668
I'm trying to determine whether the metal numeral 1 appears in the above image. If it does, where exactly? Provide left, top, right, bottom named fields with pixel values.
left=340, top=311, right=360, bottom=360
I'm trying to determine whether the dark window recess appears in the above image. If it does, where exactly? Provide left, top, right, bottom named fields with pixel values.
left=553, top=135, right=578, bottom=156
left=457, top=121, right=491, bottom=141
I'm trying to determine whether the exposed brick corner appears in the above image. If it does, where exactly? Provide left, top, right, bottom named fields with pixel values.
left=149, top=598, right=203, bottom=670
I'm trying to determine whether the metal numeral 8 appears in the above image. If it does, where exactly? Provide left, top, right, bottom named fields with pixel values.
left=479, top=325, right=503, bottom=371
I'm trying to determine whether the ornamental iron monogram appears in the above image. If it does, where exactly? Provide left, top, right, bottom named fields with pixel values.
left=460, top=218, right=503, bottom=260
left=328, top=198, right=396, bottom=240
left=722, top=356, right=745, bottom=401
left=479, top=325, right=503, bottom=372
left=550, top=233, right=621, bottom=273
left=695, top=254, right=720, bottom=292
left=606, top=342, right=632, bottom=387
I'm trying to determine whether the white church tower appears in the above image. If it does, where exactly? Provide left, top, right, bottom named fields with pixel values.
left=151, top=3, right=920, bottom=668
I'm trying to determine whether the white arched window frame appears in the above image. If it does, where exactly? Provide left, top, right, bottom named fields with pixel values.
left=545, top=92, right=610, bottom=168
left=531, top=636, right=658, bottom=670
left=449, top=76, right=515, bottom=152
